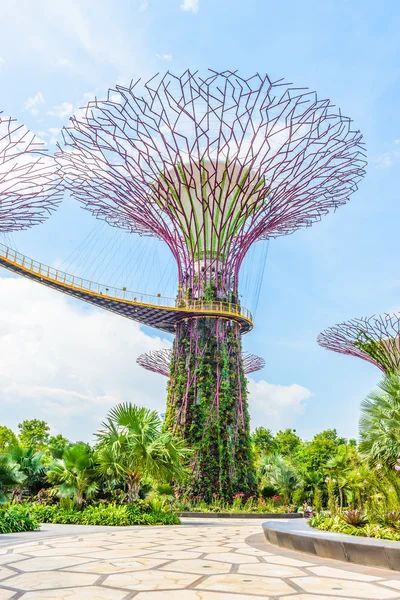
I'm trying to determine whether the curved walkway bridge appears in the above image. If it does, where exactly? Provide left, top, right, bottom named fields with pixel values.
left=0, top=244, right=253, bottom=334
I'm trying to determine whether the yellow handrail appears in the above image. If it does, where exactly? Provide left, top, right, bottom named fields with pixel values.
left=0, top=243, right=253, bottom=322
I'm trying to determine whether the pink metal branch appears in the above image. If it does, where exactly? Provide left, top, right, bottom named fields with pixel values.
left=137, top=348, right=265, bottom=376
left=318, top=313, right=400, bottom=374
left=0, top=114, right=61, bottom=230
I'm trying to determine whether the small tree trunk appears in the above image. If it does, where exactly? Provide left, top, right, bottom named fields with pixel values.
left=127, top=472, right=141, bottom=501
left=338, top=486, right=343, bottom=510
left=75, top=494, right=84, bottom=511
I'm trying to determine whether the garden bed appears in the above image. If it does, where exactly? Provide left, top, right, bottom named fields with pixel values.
left=177, top=511, right=303, bottom=519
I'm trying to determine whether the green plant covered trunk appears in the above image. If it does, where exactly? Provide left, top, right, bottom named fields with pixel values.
left=164, top=316, right=255, bottom=501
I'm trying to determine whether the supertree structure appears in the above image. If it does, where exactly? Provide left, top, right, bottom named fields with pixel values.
left=0, top=114, right=61, bottom=230
left=137, top=349, right=265, bottom=377
left=58, top=70, right=365, bottom=499
left=318, top=313, right=400, bottom=374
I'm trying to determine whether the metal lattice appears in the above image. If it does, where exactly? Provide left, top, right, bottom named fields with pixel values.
left=0, top=114, right=61, bottom=230
left=58, top=70, right=366, bottom=295
left=318, top=313, right=400, bottom=374
left=137, top=348, right=265, bottom=376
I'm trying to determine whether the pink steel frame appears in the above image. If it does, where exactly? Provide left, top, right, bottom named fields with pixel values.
left=137, top=348, right=265, bottom=377
left=318, top=313, right=400, bottom=374
left=0, top=114, right=61, bottom=230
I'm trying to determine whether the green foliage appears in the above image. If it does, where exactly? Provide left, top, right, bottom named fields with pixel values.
left=259, top=454, right=301, bottom=503
left=165, top=318, right=255, bottom=501
left=96, top=403, right=190, bottom=501
left=8, top=447, right=47, bottom=495
left=310, top=512, right=400, bottom=541
left=340, top=509, right=367, bottom=526
left=47, top=443, right=98, bottom=510
left=18, top=420, right=50, bottom=450
left=48, top=434, right=71, bottom=459
left=359, top=372, right=400, bottom=472
left=274, top=429, right=302, bottom=459
left=0, top=426, right=19, bottom=452
left=0, top=454, right=25, bottom=503
left=0, top=504, right=39, bottom=534
left=28, top=502, right=180, bottom=526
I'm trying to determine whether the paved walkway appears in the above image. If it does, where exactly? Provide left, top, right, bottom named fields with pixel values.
left=1, top=518, right=400, bottom=598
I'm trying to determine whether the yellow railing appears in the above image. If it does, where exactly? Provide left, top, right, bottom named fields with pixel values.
left=0, top=243, right=253, bottom=322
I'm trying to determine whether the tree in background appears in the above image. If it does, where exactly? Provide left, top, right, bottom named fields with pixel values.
left=274, top=429, right=303, bottom=462
left=47, top=434, right=71, bottom=459
left=259, top=454, right=302, bottom=504
left=0, top=426, right=19, bottom=452
left=18, top=420, right=50, bottom=451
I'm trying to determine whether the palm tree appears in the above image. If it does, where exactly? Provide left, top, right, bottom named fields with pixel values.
left=47, top=443, right=98, bottom=510
left=359, top=371, right=400, bottom=501
left=96, top=403, right=190, bottom=501
left=259, top=453, right=301, bottom=504
left=9, top=447, right=47, bottom=495
left=0, top=454, right=25, bottom=503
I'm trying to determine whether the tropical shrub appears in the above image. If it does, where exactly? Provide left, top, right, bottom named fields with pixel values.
left=96, top=403, right=190, bottom=501
left=28, top=502, right=180, bottom=526
left=47, top=443, right=98, bottom=510
left=0, top=504, right=39, bottom=534
left=340, top=509, right=367, bottom=526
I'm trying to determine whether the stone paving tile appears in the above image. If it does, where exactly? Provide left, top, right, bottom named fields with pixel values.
left=1, top=519, right=400, bottom=599
left=197, top=572, right=294, bottom=595
left=307, top=565, right=383, bottom=581
left=7, top=555, right=93, bottom=572
left=104, top=569, right=200, bottom=590
left=3, top=570, right=98, bottom=591
left=134, top=591, right=270, bottom=599
left=67, top=556, right=170, bottom=573
left=0, top=590, right=15, bottom=600
left=237, top=561, right=304, bottom=577
left=0, top=566, right=14, bottom=581
left=160, top=558, right=232, bottom=574
left=18, top=587, right=128, bottom=599
left=291, top=575, right=400, bottom=598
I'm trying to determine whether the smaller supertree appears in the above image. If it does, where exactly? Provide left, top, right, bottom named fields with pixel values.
left=318, top=313, right=400, bottom=374
left=0, top=114, right=61, bottom=230
left=137, top=349, right=265, bottom=377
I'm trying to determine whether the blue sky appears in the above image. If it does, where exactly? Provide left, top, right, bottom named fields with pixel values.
left=0, top=0, right=399, bottom=442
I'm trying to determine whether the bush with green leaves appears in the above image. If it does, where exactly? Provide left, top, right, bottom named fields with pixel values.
left=0, top=504, right=39, bottom=534
left=309, top=512, right=400, bottom=541
left=27, top=501, right=180, bottom=526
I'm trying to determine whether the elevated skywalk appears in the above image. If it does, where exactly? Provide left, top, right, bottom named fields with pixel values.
left=0, top=244, right=253, bottom=334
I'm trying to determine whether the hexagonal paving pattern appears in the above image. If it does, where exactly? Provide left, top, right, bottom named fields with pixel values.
left=0, top=518, right=400, bottom=599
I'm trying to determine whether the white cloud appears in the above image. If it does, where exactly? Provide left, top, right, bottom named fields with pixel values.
left=374, top=152, right=399, bottom=168
left=180, top=0, right=199, bottom=13
left=139, top=0, right=148, bottom=10
left=0, top=277, right=171, bottom=441
left=156, top=53, right=172, bottom=61
left=24, top=92, right=45, bottom=116
left=0, top=56, right=5, bottom=67
left=48, top=128, right=61, bottom=144
left=48, top=101, right=74, bottom=119
left=248, top=378, right=312, bottom=431
left=56, top=58, right=73, bottom=68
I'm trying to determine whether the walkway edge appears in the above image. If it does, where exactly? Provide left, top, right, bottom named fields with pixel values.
left=263, top=520, right=400, bottom=571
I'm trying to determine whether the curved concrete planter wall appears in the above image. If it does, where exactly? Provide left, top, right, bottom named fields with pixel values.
left=263, top=521, right=400, bottom=571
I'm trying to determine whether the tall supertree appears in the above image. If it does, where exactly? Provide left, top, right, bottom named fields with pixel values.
left=0, top=114, right=61, bottom=230
left=137, top=349, right=265, bottom=377
left=318, top=313, right=400, bottom=374
left=58, top=70, right=365, bottom=499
